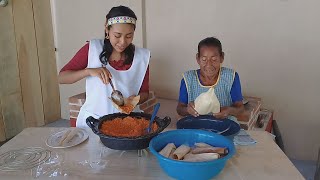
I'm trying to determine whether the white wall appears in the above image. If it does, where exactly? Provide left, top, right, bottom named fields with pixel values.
left=51, top=0, right=320, bottom=160
left=51, top=0, right=143, bottom=120
left=146, top=0, right=320, bottom=160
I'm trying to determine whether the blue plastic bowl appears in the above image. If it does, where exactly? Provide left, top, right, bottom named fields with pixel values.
left=149, top=129, right=236, bottom=180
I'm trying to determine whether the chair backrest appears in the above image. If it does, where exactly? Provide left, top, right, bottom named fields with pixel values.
left=272, top=120, right=285, bottom=152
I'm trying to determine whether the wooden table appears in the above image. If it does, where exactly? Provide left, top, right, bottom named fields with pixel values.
left=0, top=128, right=304, bottom=180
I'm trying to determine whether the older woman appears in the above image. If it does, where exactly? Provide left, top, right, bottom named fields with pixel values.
left=176, top=37, right=244, bottom=120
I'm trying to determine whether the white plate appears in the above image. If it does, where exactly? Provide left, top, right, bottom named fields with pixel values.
left=46, top=128, right=89, bottom=148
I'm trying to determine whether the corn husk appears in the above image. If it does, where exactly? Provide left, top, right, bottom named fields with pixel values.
left=194, top=87, right=220, bottom=114
left=183, top=153, right=220, bottom=162
left=109, top=95, right=140, bottom=114
left=194, top=142, right=214, bottom=148
left=159, top=143, right=176, bottom=158
left=61, top=128, right=80, bottom=145
left=58, top=129, right=71, bottom=146
left=173, top=145, right=191, bottom=160
left=192, top=147, right=228, bottom=155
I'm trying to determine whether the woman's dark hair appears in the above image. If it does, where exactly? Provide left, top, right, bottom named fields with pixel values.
left=99, top=6, right=137, bottom=66
left=197, top=37, right=223, bottom=57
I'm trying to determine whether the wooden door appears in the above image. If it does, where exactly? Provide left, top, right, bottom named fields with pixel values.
left=0, top=0, right=60, bottom=142
left=0, top=0, right=25, bottom=141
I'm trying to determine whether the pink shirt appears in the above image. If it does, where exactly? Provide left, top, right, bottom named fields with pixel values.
left=60, top=43, right=149, bottom=93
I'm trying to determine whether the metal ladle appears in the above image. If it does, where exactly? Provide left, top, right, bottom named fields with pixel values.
left=109, top=79, right=125, bottom=106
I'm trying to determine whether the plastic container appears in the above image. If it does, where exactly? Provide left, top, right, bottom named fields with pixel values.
left=176, top=115, right=240, bottom=141
left=149, top=129, right=236, bottom=180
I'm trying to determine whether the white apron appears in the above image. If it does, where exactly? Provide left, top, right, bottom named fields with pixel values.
left=76, top=39, right=150, bottom=128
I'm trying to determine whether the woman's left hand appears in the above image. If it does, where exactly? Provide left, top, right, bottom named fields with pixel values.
left=213, top=107, right=230, bottom=119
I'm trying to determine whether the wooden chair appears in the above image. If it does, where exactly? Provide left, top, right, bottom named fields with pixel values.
left=272, top=120, right=285, bottom=152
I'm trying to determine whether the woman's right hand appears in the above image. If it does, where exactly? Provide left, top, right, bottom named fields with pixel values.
left=187, top=102, right=199, bottom=117
left=86, top=67, right=112, bottom=84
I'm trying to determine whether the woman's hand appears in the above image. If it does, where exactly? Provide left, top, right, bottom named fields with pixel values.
left=213, top=107, right=230, bottom=119
left=177, top=102, right=199, bottom=117
left=187, top=102, right=199, bottom=117
left=86, top=67, right=112, bottom=84
left=213, top=102, right=245, bottom=119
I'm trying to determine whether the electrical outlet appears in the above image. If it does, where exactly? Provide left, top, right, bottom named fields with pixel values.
left=0, top=0, right=8, bottom=7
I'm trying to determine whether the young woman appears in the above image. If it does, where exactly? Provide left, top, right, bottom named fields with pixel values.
left=177, top=37, right=244, bottom=121
left=59, top=6, right=150, bottom=127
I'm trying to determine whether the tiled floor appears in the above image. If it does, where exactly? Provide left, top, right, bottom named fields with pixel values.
left=156, top=98, right=180, bottom=128
left=290, top=159, right=317, bottom=180
left=44, top=119, right=70, bottom=127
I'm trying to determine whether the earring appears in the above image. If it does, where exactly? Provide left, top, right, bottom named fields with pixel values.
left=105, top=33, right=109, bottom=39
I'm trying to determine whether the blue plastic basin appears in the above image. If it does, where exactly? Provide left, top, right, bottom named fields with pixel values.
left=149, top=129, right=236, bottom=180
left=176, top=115, right=240, bottom=140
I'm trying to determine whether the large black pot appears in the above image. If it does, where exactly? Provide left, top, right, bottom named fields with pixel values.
left=86, top=112, right=171, bottom=150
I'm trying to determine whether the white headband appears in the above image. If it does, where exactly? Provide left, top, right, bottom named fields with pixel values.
left=107, top=16, right=136, bottom=26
